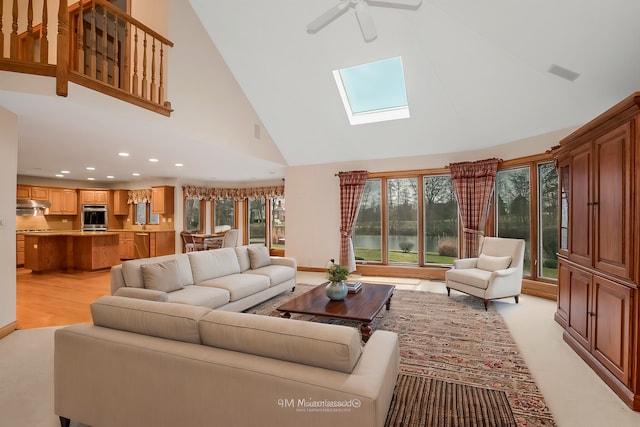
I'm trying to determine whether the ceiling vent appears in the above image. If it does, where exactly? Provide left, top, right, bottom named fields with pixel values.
left=548, top=64, right=580, bottom=82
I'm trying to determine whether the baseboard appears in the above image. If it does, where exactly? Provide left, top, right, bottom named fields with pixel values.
left=0, top=321, right=19, bottom=339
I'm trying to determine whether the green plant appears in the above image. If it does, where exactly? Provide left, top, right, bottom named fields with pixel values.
left=399, top=241, right=414, bottom=253
left=327, top=261, right=349, bottom=283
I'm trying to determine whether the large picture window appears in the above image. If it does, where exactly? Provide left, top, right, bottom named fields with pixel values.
left=214, top=198, right=235, bottom=229
left=247, top=198, right=266, bottom=245
left=271, top=197, right=286, bottom=250
left=387, top=177, right=418, bottom=263
left=424, top=175, right=458, bottom=264
left=538, top=162, right=558, bottom=279
left=353, top=179, right=382, bottom=262
left=184, top=199, right=202, bottom=232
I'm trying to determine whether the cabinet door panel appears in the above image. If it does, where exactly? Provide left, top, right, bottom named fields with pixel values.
left=592, top=275, right=632, bottom=385
left=556, top=258, right=571, bottom=326
left=569, top=145, right=592, bottom=266
left=567, top=266, right=591, bottom=349
left=594, top=123, right=631, bottom=279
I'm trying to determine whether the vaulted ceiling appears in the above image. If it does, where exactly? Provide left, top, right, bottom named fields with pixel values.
left=7, top=0, right=640, bottom=183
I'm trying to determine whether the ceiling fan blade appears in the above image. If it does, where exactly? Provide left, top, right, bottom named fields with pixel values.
left=355, top=1, right=377, bottom=41
left=368, top=0, right=422, bottom=7
left=307, top=0, right=350, bottom=33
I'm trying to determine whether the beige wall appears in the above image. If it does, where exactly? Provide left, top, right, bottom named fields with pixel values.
left=284, top=127, right=576, bottom=270
left=0, top=106, right=18, bottom=329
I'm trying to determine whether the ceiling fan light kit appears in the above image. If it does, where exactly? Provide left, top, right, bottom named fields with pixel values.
left=307, top=0, right=422, bottom=42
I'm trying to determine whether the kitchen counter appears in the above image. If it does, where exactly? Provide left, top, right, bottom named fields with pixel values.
left=24, top=232, right=120, bottom=272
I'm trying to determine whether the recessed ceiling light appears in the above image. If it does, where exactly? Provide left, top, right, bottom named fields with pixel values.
left=149, top=158, right=159, bottom=162
left=132, top=172, right=140, bottom=176
left=175, top=163, right=183, bottom=167
left=87, top=177, right=95, bottom=181
left=118, top=152, right=130, bottom=157
left=55, top=174, right=64, bottom=178
left=106, top=175, right=115, bottom=179
left=61, top=170, right=70, bottom=174
left=86, top=166, right=95, bottom=171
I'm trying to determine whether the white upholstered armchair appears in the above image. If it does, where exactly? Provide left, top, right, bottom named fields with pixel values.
left=445, top=237, right=525, bottom=310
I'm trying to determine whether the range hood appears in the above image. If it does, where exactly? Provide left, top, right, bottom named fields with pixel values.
left=16, top=199, right=51, bottom=216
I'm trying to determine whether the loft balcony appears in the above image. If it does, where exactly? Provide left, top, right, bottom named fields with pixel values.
left=0, top=0, right=173, bottom=116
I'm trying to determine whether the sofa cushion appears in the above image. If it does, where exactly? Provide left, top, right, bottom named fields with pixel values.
left=188, top=248, right=241, bottom=283
left=121, top=254, right=194, bottom=289
left=248, top=245, right=271, bottom=269
left=446, top=268, right=493, bottom=290
left=197, top=274, right=270, bottom=301
left=234, top=245, right=252, bottom=272
left=244, top=264, right=296, bottom=287
left=199, top=311, right=362, bottom=373
left=476, top=254, right=512, bottom=272
left=140, top=259, right=182, bottom=293
left=167, top=286, right=230, bottom=309
left=90, top=296, right=211, bottom=344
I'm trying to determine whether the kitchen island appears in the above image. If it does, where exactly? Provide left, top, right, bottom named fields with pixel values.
left=23, top=231, right=121, bottom=272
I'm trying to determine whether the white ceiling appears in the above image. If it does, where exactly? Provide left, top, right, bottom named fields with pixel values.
left=6, top=0, right=640, bottom=184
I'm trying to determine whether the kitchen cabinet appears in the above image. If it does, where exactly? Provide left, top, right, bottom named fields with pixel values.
left=80, top=190, right=108, bottom=205
left=48, top=188, right=78, bottom=215
left=17, top=185, right=49, bottom=200
left=119, top=232, right=135, bottom=260
left=551, top=92, right=640, bottom=411
left=150, top=231, right=175, bottom=257
left=16, top=233, right=24, bottom=266
left=119, top=230, right=174, bottom=260
left=152, top=186, right=174, bottom=215
left=113, top=190, right=129, bottom=216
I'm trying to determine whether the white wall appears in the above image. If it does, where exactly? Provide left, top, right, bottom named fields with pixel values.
left=0, top=107, right=18, bottom=330
left=284, top=128, right=576, bottom=270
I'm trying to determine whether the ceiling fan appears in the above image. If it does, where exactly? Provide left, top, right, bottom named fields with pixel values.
left=307, top=0, right=422, bottom=42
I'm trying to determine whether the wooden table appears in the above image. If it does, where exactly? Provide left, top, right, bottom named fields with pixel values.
left=276, top=283, right=395, bottom=342
left=192, top=233, right=225, bottom=250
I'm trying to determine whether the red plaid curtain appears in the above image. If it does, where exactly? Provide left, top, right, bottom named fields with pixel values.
left=449, top=158, right=500, bottom=258
left=338, top=170, right=368, bottom=271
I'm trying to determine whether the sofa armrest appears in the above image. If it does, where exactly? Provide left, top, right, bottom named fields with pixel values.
left=113, top=287, right=169, bottom=302
left=110, top=264, right=125, bottom=295
left=269, top=256, right=297, bottom=270
left=453, top=258, right=478, bottom=269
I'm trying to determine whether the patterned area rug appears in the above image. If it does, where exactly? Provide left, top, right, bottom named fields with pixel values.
left=246, top=284, right=556, bottom=426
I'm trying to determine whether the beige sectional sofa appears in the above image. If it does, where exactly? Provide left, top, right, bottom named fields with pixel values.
left=110, top=244, right=297, bottom=311
left=54, top=296, right=400, bottom=427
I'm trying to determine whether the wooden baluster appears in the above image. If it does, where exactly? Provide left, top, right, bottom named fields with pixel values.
left=158, top=43, right=164, bottom=105
left=113, top=16, right=119, bottom=88
left=56, top=0, right=69, bottom=97
left=10, top=0, right=18, bottom=59
left=132, top=26, right=138, bottom=95
left=76, top=0, right=84, bottom=73
left=0, top=0, right=5, bottom=59
left=150, top=37, right=156, bottom=103
left=141, top=31, right=147, bottom=100
left=39, top=0, right=48, bottom=64
left=26, top=0, right=33, bottom=61
left=122, top=25, right=129, bottom=92
left=89, top=3, right=96, bottom=79
left=101, top=7, right=108, bottom=83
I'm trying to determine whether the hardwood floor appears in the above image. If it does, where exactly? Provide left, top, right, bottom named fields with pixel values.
left=16, top=267, right=111, bottom=329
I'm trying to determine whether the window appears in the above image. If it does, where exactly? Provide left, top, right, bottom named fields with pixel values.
left=387, top=177, right=418, bottom=263
left=353, top=179, right=382, bottom=262
left=424, top=175, right=458, bottom=264
left=247, top=198, right=266, bottom=244
left=271, top=197, right=286, bottom=250
left=496, top=167, right=531, bottom=276
left=333, top=56, right=410, bottom=125
left=538, top=162, right=559, bottom=279
left=184, top=199, right=202, bottom=232
left=214, top=198, right=235, bottom=229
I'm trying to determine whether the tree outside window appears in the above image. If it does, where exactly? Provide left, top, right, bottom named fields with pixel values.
left=247, top=198, right=266, bottom=244
left=424, top=175, right=458, bottom=264
left=271, top=197, right=285, bottom=250
left=185, top=199, right=201, bottom=231
left=214, top=198, right=235, bottom=228
left=538, top=162, right=558, bottom=279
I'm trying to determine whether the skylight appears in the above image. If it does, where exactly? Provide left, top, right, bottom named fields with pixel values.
left=333, top=56, right=410, bottom=125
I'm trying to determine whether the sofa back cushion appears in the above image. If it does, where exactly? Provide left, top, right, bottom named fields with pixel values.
left=234, top=245, right=252, bottom=272
left=122, top=254, right=194, bottom=289
left=247, top=245, right=271, bottom=269
left=140, top=259, right=183, bottom=292
left=90, top=296, right=211, bottom=344
left=199, top=311, right=362, bottom=373
left=188, top=248, right=241, bottom=283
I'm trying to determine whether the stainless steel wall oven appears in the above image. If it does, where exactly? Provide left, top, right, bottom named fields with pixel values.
left=82, top=205, right=108, bottom=231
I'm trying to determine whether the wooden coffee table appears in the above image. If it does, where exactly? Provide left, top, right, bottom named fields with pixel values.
left=276, top=283, right=395, bottom=342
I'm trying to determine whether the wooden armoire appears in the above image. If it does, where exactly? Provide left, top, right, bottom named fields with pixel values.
left=552, top=93, right=640, bottom=411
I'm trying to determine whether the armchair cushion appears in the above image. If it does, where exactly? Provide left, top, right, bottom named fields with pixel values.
left=476, top=254, right=511, bottom=272
left=446, top=268, right=493, bottom=290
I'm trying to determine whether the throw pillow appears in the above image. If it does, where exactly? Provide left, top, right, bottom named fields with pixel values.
left=476, top=254, right=512, bottom=272
left=140, top=259, right=183, bottom=292
left=247, top=245, right=271, bottom=269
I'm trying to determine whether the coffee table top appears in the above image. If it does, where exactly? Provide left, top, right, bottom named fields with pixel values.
left=276, top=282, right=395, bottom=323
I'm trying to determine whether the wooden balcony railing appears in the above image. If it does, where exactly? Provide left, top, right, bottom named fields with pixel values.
left=0, top=0, right=173, bottom=117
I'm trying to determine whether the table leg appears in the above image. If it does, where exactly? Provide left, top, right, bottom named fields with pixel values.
left=386, top=294, right=393, bottom=310
left=280, top=312, right=291, bottom=319
left=360, top=323, right=372, bottom=342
